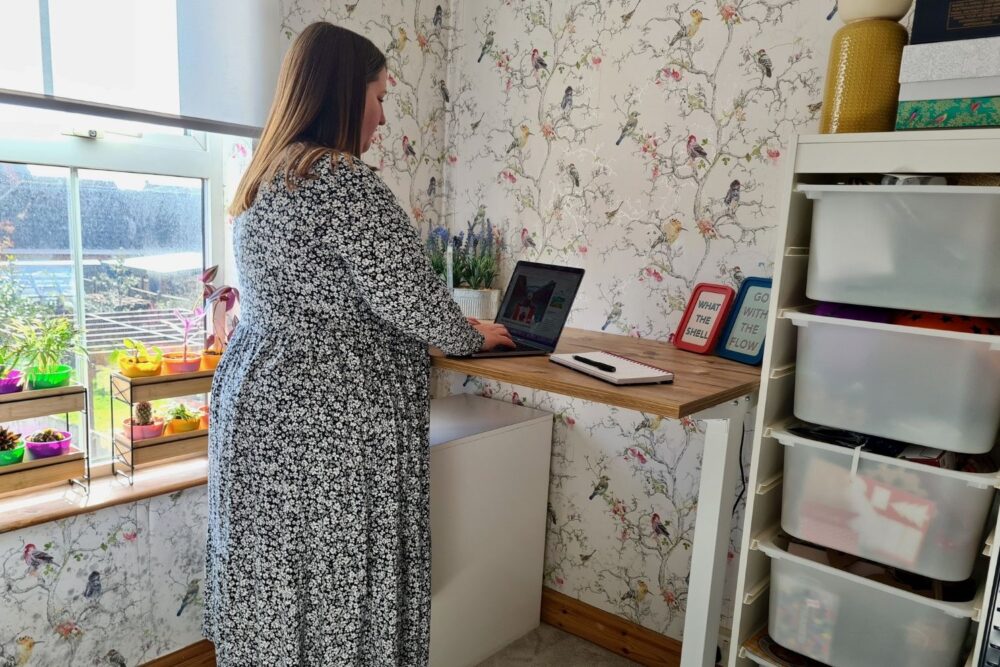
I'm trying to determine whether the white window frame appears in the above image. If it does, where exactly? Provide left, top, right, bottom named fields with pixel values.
left=0, top=127, right=227, bottom=477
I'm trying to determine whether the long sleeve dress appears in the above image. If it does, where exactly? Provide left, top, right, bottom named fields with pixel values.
left=202, top=153, right=484, bottom=666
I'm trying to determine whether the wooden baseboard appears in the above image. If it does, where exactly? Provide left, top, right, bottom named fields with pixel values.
left=140, top=639, right=215, bottom=667
left=541, top=586, right=682, bottom=666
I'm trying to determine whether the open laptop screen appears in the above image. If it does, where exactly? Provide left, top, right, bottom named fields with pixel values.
left=494, top=261, right=585, bottom=350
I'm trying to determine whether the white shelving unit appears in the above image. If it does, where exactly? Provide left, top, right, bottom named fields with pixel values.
left=728, top=129, right=1000, bottom=667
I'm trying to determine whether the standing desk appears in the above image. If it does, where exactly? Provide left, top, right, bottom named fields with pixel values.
left=432, top=327, right=761, bottom=667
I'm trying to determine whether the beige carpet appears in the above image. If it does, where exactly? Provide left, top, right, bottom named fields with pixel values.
left=476, top=623, right=641, bottom=666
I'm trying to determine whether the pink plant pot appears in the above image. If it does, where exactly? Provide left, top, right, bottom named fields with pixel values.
left=25, top=431, right=72, bottom=458
left=123, top=418, right=165, bottom=441
left=163, top=353, right=203, bottom=374
left=199, top=405, right=209, bottom=430
left=0, top=370, right=23, bottom=395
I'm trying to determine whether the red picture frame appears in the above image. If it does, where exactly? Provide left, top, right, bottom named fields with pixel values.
left=673, top=283, right=736, bottom=353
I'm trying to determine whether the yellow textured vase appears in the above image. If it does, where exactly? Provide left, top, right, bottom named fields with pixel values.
left=820, top=19, right=908, bottom=133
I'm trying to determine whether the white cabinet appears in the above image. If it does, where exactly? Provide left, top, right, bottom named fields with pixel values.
left=429, top=394, right=554, bottom=667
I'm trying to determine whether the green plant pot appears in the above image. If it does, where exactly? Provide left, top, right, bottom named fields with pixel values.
left=0, top=443, right=25, bottom=466
left=27, top=364, right=73, bottom=390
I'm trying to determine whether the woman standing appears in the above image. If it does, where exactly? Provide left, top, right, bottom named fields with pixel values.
left=203, top=22, right=513, bottom=666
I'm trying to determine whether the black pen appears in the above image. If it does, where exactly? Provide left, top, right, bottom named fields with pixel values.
left=573, top=355, right=616, bottom=373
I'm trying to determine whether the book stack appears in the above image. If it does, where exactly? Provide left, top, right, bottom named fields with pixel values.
left=896, top=0, right=1000, bottom=130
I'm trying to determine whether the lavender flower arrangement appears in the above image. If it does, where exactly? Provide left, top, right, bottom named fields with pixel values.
left=426, top=219, right=502, bottom=290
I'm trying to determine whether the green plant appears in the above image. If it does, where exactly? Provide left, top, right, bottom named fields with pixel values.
left=0, top=427, right=21, bottom=451
left=0, top=338, right=20, bottom=377
left=27, top=428, right=64, bottom=443
left=108, top=338, right=163, bottom=367
left=170, top=306, right=204, bottom=362
left=426, top=218, right=503, bottom=289
left=10, top=316, right=87, bottom=373
left=135, top=401, right=154, bottom=426
left=166, top=404, right=198, bottom=421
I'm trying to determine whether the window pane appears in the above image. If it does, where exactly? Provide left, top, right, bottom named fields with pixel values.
left=0, top=162, right=74, bottom=320
left=0, top=0, right=43, bottom=94
left=79, top=169, right=205, bottom=462
left=48, top=0, right=180, bottom=114
left=0, top=102, right=186, bottom=139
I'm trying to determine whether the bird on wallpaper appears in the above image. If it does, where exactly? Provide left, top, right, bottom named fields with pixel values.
left=402, top=135, right=417, bottom=159
left=670, top=9, right=707, bottom=46
left=83, top=570, right=102, bottom=599
left=724, top=179, right=741, bottom=209
left=438, top=79, right=450, bottom=103
left=580, top=550, right=597, bottom=563
left=808, top=101, right=823, bottom=115
left=531, top=48, right=548, bottom=72
left=506, top=124, right=533, bottom=154
left=176, top=578, right=200, bottom=617
left=827, top=2, right=838, bottom=20
left=687, top=134, right=709, bottom=162
left=105, top=649, right=127, bottom=667
left=511, top=391, right=525, bottom=406
left=561, top=86, right=574, bottom=111
left=433, top=5, right=444, bottom=28
left=568, top=163, right=580, bottom=188
left=636, top=580, right=650, bottom=602
left=601, top=302, right=623, bottom=331
left=653, top=218, right=685, bottom=249
left=616, top=111, right=639, bottom=146
left=345, top=1, right=359, bottom=16
left=605, top=201, right=623, bottom=220
left=396, top=27, right=409, bottom=52
left=22, top=544, right=54, bottom=573
left=651, top=513, right=671, bottom=539
left=474, top=204, right=487, bottom=227
left=755, top=48, right=773, bottom=78
left=635, top=413, right=663, bottom=432
left=478, top=30, right=495, bottom=63
left=732, top=265, right=745, bottom=285
left=589, top=475, right=610, bottom=500
left=0, top=636, right=40, bottom=667
left=547, top=502, right=558, bottom=525
left=471, top=113, right=485, bottom=130
left=427, top=177, right=437, bottom=198
left=621, top=0, right=641, bottom=25
left=520, top=227, right=537, bottom=249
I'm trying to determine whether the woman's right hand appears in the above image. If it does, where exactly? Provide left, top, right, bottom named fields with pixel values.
left=473, top=322, right=516, bottom=350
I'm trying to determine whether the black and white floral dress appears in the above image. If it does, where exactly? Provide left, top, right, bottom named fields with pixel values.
left=203, top=153, right=483, bottom=666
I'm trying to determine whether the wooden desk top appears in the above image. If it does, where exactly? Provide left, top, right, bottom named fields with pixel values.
left=431, top=327, right=761, bottom=419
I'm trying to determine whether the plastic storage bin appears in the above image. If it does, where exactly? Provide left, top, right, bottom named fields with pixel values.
left=775, top=426, right=997, bottom=581
left=759, top=535, right=973, bottom=667
left=799, top=184, right=1000, bottom=317
left=788, top=311, right=1000, bottom=453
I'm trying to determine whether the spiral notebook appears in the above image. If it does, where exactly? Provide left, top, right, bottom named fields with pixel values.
left=549, top=351, right=674, bottom=385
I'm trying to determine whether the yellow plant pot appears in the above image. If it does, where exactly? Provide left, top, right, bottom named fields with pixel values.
left=201, top=351, right=222, bottom=370
left=169, top=416, right=201, bottom=433
left=118, top=357, right=162, bottom=378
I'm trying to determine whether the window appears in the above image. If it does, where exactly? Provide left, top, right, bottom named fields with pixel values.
left=0, top=104, right=249, bottom=467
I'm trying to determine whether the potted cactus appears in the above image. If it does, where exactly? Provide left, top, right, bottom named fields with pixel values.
left=25, top=427, right=72, bottom=458
left=163, top=307, right=204, bottom=374
left=10, top=317, right=86, bottom=390
left=166, top=403, right=201, bottom=433
left=109, top=338, right=163, bottom=378
left=0, top=427, right=25, bottom=466
left=199, top=265, right=239, bottom=370
left=123, top=401, right=165, bottom=440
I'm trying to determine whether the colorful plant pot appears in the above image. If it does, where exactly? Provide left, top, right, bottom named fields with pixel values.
left=123, top=418, right=165, bottom=441
left=0, top=442, right=25, bottom=466
left=200, top=351, right=222, bottom=371
left=118, top=356, right=162, bottom=378
left=198, top=405, right=210, bottom=429
left=27, top=365, right=72, bottom=390
left=163, top=353, right=202, bottom=374
left=0, top=370, right=24, bottom=395
left=169, top=416, right=201, bottom=433
left=25, top=431, right=72, bottom=458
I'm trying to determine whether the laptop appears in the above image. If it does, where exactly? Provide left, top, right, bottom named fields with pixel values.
left=453, top=261, right=585, bottom=358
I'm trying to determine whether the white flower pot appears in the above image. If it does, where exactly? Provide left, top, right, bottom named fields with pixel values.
left=838, top=0, right=912, bottom=22
left=453, top=288, right=501, bottom=320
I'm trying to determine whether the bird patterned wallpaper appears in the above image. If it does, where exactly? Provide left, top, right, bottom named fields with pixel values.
left=0, top=2, right=838, bottom=662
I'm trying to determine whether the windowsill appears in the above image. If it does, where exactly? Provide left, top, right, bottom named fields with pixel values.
left=0, top=456, right=208, bottom=534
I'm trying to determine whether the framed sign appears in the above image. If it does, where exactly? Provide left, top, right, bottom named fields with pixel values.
left=674, top=283, right=736, bottom=353
left=715, top=277, right=772, bottom=365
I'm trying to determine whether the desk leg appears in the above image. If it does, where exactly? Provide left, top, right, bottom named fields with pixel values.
left=680, top=396, right=749, bottom=667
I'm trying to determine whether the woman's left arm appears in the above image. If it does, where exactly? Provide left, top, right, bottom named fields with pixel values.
left=320, top=163, right=484, bottom=356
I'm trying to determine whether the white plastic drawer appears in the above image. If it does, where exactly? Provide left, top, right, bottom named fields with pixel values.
left=788, top=311, right=1000, bottom=453
left=799, top=184, right=1000, bottom=317
left=760, top=535, right=973, bottom=667
left=775, top=426, right=997, bottom=581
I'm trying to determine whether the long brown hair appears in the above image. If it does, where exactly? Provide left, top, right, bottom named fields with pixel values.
left=229, top=22, right=386, bottom=217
